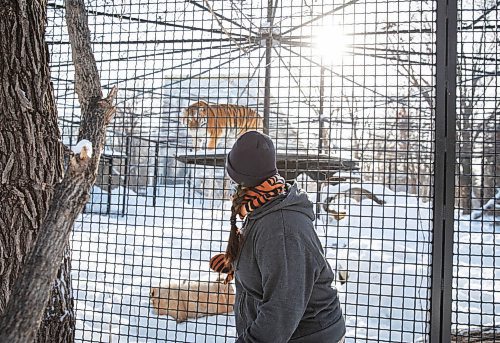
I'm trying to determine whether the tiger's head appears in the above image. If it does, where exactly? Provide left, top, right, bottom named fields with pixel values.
left=183, top=100, right=209, bottom=129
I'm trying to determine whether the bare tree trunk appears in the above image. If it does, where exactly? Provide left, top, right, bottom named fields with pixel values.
left=0, top=0, right=117, bottom=341
left=0, top=0, right=60, bottom=313
left=456, top=61, right=477, bottom=214
left=0, top=1, right=75, bottom=340
left=481, top=123, right=500, bottom=217
left=457, top=107, right=474, bottom=214
left=36, top=249, right=75, bottom=342
left=458, top=155, right=473, bottom=214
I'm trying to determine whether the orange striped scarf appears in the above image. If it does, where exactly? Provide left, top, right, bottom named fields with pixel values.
left=209, top=175, right=286, bottom=282
left=237, top=174, right=286, bottom=218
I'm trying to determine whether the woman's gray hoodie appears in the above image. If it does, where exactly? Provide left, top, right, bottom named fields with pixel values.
left=233, top=183, right=345, bottom=343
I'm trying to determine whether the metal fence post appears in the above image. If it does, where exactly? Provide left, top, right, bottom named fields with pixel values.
left=431, top=0, right=457, bottom=340
left=107, top=156, right=113, bottom=215
left=153, top=143, right=160, bottom=207
left=122, top=136, right=131, bottom=216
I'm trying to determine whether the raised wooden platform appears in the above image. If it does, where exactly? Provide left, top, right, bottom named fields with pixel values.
left=175, top=149, right=359, bottom=181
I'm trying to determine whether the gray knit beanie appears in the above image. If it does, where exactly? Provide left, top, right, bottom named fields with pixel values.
left=226, top=131, right=278, bottom=187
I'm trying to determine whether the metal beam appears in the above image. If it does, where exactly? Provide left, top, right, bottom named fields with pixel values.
left=263, top=0, right=273, bottom=135
left=431, top=0, right=457, bottom=340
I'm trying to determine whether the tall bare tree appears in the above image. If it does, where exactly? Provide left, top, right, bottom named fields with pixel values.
left=0, top=1, right=75, bottom=340
left=381, top=0, right=499, bottom=211
left=456, top=8, right=499, bottom=213
left=0, top=0, right=117, bottom=341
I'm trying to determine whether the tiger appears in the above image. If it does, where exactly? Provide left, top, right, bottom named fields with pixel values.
left=182, top=100, right=263, bottom=150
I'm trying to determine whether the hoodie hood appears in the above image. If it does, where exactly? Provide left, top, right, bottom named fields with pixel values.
left=248, top=182, right=315, bottom=221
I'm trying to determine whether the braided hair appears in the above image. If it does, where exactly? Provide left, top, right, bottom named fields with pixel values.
left=224, top=185, right=246, bottom=267
left=209, top=186, right=246, bottom=284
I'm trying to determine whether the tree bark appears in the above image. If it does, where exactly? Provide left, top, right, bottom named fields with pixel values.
left=0, top=0, right=117, bottom=341
left=0, top=1, right=75, bottom=340
left=0, top=0, right=63, bottom=313
left=456, top=64, right=477, bottom=214
left=36, top=248, right=75, bottom=343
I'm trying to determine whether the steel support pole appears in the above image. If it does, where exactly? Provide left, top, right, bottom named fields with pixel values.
left=431, top=0, right=457, bottom=340
left=263, top=0, right=273, bottom=135
left=319, top=66, right=325, bottom=153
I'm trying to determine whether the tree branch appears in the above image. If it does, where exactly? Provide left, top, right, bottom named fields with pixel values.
left=0, top=0, right=117, bottom=341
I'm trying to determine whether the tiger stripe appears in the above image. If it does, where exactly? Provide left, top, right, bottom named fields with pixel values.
left=183, top=100, right=263, bottom=149
left=209, top=253, right=231, bottom=274
left=238, top=174, right=286, bottom=218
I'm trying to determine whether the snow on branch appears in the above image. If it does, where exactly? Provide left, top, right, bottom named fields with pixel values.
left=71, top=139, right=93, bottom=159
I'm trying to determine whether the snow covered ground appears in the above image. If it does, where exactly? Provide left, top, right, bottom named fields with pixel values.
left=71, top=180, right=500, bottom=343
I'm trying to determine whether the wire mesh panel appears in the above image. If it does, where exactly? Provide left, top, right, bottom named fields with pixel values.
left=452, top=0, right=500, bottom=341
left=46, top=0, right=441, bottom=342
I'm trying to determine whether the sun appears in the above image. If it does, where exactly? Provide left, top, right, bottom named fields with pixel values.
left=313, top=24, right=348, bottom=64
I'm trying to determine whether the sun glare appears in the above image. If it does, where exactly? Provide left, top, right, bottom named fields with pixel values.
left=314, top=24, right=348, bottom=64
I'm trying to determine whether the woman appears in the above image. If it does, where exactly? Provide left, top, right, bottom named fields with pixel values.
left=210, top=131, right=346, bottom=342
